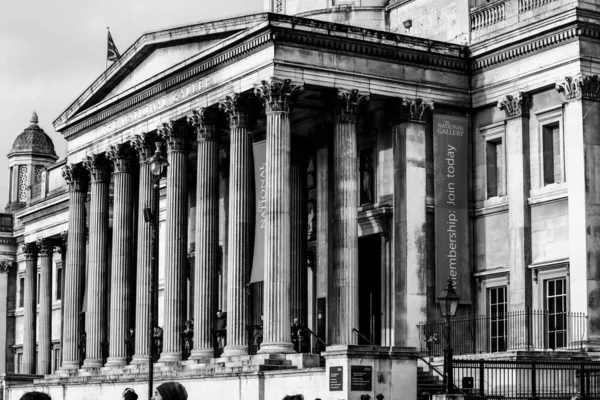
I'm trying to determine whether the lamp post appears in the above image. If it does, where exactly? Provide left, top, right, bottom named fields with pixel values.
left=438, top=277, right=460, bottom=394
left=144, top=142, right=168, bottom=400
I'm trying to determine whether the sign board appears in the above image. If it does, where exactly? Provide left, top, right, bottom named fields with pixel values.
left=350, top=365, right=372, bottom=391
left=250, top=140, right=266, bottom=283
left=329, top=366, right=343, bottom=391
left=433, top=114, right=471, bottom=304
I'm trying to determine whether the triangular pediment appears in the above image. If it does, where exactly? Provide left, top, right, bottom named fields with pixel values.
left=54, top=13, right=269, bottom=132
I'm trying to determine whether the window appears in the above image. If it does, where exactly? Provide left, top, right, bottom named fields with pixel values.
left=542, top=123, right=561, bottom=185
left=545, top=277, right=567, bottom=349
left=52, top=346, right=61, bottom=373
left=488, top=286, right=507, bottom=352
left=18, top=276, right=24, bottom=308
left=486, top=138, right=505, bottom=198
left=55, top=265, right=62, bottom=301
left=16, top=351, right=23, bottom=374
left=18, top=165, right=28, bottom=202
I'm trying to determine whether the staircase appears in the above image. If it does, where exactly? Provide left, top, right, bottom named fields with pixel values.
left=417, top=366, right=444, bottom=400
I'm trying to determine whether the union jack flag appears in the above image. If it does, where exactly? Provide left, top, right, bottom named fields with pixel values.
left=107, top=30, right=120, bottom=62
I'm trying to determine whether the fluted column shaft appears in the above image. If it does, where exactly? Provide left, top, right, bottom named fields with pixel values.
left=131, top=135, right=155, bottom=364
left=106, top=145, right=134, bottom=366
left=255, top=78, right=303, bottom=354
left=60, top=165, right=88, bottom=370
left=22, top=243, right=38, bottom=374
left=332, top=89, right=369, bottom=345
left=290, top=156, right=307, bottom=325
left=37, top=240, right=54, bottom=374
left=83, top=155, right=110, bottom=368
left=158, top=122, right=189, bottom=362
left=189, top=110, right=220, bottom=359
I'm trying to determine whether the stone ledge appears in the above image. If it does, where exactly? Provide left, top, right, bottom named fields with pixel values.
left=322, top=345, right=418, bottom=360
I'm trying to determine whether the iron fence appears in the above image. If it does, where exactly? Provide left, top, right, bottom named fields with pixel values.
left=419, top=309, right=588, bottom=357
left=453, top=359, right=600, bottom=399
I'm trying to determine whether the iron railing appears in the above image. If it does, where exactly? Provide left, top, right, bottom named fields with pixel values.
left=419, top=309, right=588, bottom=357
left=453, top=359, right=600, bottom=399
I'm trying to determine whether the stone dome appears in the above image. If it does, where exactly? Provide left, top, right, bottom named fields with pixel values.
left=9, top=112, right=58, bottom=159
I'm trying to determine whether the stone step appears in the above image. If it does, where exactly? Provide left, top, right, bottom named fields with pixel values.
left=263, top=358, right=292, bottom=366
left=258, top=364, right=297, bottom=372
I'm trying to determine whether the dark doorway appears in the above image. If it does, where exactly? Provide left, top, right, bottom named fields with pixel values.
left=358, top=235, right=382, bottom=345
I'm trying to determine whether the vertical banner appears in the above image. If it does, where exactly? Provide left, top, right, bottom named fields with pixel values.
left=433, top=114, right=471, bottom=304
left=250, top=140, right=267, bottom=283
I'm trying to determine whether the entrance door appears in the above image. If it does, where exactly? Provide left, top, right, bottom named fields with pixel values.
left=358, top=235, right=382, bottom=345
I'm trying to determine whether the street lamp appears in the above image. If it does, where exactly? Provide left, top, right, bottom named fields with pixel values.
left=144, top=141, right=168, bottom=400
left=438, top=277, right=460, bottom=394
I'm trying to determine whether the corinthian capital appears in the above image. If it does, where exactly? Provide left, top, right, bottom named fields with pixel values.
left=83, top=154, right=110, bottom=183
left=254, top=78, right=304, bottom=113
left=130, top=133, right=155, bottom=163
left=219, top=93, right=257, bottom=128
left=390, top=97, right=434, bottom=123
left=62, top=164, right=88, bottom=192
left=556, top=75, right=600, bottom=102
left=107, top=144, right=133, bottom=174
left=335, top=88, right=370, bottom=123
left=158, top=121, right=190, bottom=152
left=36, top=238, right=54, bottom=256
left=22, top=242, right=38, bottom=260
left=497, top=92, right=532, bottom=118
left=0, top=260, right=13, bottom=273
left=188, top=108, right=219, bottom=141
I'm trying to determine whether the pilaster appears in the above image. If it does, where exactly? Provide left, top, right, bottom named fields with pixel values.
left=391, top=97, right=433, bottom=348
left=36, top=238, right=54, bottom=375
left=0, top=261, right=13, bottom=375
left=219, top=93, right=257, bottom=357
left=22, top=242, right=38, bottom=374
left=332, top=88, right=369, bottom=345
left=255, top=78, right=304, bottom=354
left=82, top=154, right=111, bottom=369
left=158, top=121, right=190, bottom=362
left=60, top=164, right=88, bottom=370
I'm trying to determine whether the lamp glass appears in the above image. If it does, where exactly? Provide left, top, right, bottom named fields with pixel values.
left=149, top=142, right=168, bottom=177
left=438, top=278, right=460, bottom=318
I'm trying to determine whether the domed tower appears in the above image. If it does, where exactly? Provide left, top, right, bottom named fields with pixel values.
left=264, top=0, right=389, bottom=30
left=6, top=112, right=58, bottom=211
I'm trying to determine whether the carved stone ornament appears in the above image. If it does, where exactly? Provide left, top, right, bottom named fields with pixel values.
left=188, top=108, right=218, bottom=141
left=556, top=75, right=600, bottom=102
left=219, top=93, right=257, bottom=128
left=398, top=97, right=435, bottom=122
left=60, top=231, right=68, bottom=252
left=36, top=238, right=54, bottom=256
left=497, top=92, right=532, bottom=118
left=62, top=164, right=88, bottom=192
left=22, top=242, right=38, bottom=260
left=158, top=121, right=189, bottom=152
left=0, top=260, right=13, bottom=273
left=254, top=78, right=304, bottom=113
left=335, top=88, right=370, bottom=123
left=106, top=143, right=133, bottom=174
left=130, top=133, right=155, bottom=163
left=83, top=154, right=110, bottom=182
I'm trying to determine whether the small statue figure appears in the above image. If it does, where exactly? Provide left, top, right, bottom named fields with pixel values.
left=125, top=327, right=135, bottom=362
left=361, top=151, right=374, bottom=204
left=181, top=320, right=194, bottom=360
left=307, top=199, right=317, bottom=240
left=153, top=326, right=163, bottom=362
left=78, top=331, right=87, bottom=364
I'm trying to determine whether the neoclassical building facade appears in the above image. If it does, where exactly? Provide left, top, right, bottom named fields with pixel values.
left=2, top=0, right=600, bottom=399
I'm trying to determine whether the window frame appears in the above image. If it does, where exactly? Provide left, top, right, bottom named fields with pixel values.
left=487, top=285, right=508, bottom=352
left=536, top=105, right=565, bottom=187
left=479, top=122, right=506, bottom=201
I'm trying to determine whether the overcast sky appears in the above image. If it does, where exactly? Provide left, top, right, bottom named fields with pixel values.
left=0, top=0, right=262, bottom=208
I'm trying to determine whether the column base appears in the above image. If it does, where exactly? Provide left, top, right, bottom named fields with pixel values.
left=221, top=345, right=248, bottom=357
left=158, top=351, right=182, bottom=363
left=105, top=357, right=127, bottom=367
left=59, top=361, right=81, bottom=371
left=81, top=359, right=103, bottom=369
left=130, top=354, right=151, bottom=365
left=258, top=342, right=295, bottom=355
left=189, top=349, right=215, bottom=360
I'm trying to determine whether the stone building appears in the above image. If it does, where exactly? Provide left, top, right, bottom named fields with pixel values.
left=1, top=0, right=600, bottom=399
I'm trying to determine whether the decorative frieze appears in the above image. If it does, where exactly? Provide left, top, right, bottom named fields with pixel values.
left=254, top=78, right=304, bottom=114
left=556, top=75, right=600, bottom=102
left=335, top=89, right=370, bottom=123
left=107, top=144, right=133, bottom=174
left=497, top=92, right=532, bottom=118
left=83, top=154, right=110, bottom=182
left=188, top=108, right=219, bottom=141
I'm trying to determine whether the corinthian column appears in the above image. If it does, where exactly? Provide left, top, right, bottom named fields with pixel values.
left=158, top=121, right=190, bottom=362
left=22, top=242, right=38, bottom=374
left=255, top=78, right=304, bottom=354
left=219, top=93, right=256, bottom=357
left=37, top=238, right=54, bottom=375
left=82, top=154, right=110, bottom=369
left=130, top=133, right=156, bottom=364
left=332, top=88, right=369, bottom=345
left=60, top=165, right=88, bottom=370
left=106, top=144, right=135, bottom=366
left=188, top=109, right=220, bottom=359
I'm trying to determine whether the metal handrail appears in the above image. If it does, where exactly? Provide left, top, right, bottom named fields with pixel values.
left=303, top=327, right=328, bottom=348
left=352, top=328, right=374, bottom=345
